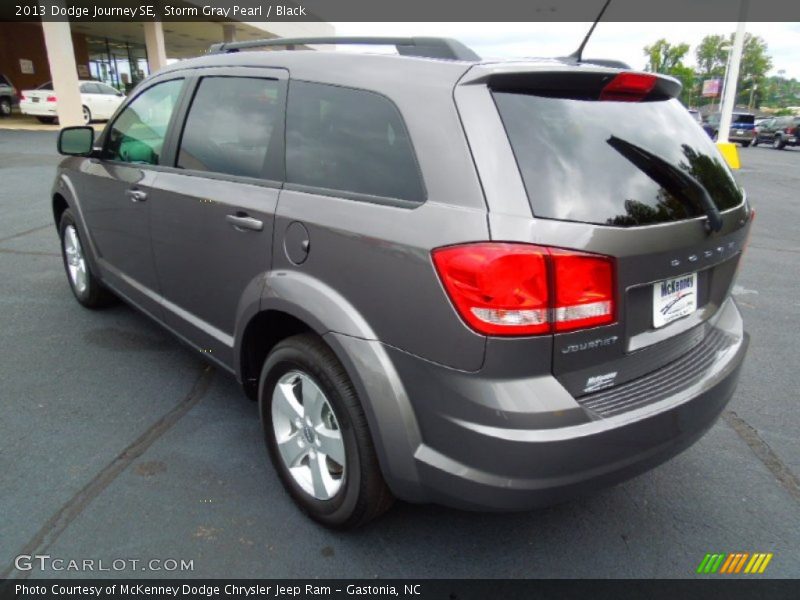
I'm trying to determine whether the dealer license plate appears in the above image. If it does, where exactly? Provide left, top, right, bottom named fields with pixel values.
left=653, top=272, right=698, bottom=328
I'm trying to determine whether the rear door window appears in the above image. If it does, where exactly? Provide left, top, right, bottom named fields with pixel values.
left=285, top=81, right=424, bottom=203
left=493, top=93, right=743, bottom=226
left=177, top=76, right=283, bottom=179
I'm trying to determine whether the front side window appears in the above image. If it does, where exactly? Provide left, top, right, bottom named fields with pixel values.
left=286, top=81, right=424, bottom=203
left=106, top=79, right=183, bottom=165
left=177, top=77, right=282, bottom=179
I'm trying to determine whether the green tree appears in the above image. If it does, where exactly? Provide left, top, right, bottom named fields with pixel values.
left=694, top=33, right=773, bottom=108
left=644, top=39, right=691, bottom=73
left=643, top=39, right=695, bottom=105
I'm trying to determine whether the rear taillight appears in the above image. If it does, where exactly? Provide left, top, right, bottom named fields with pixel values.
left=599, top=72, right=657, bottom=102
left=19, top=93, right=26, bottom=101
left=46, top=95, right=57, bottom=102
left=786, top=127, right=796, bottom=135
left=432, top=243, right=615, bottom=336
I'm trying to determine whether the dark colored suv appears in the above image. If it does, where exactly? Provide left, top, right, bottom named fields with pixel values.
left=753, top=115, right=800, bottom=149
left=704, top=112, right=756, bottom=146
left=52, top=37, right=752, bottom=528
left=0, top=73, right=18, bottom=117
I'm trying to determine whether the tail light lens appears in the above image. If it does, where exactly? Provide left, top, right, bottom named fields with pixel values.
left=46, top=95, right=57, bottom=102
left=19, top=93, right=26, bottom=101
left=599, top=72, right=657, bottom=102
left=432, top=243, right=615, bottom=336
left=786, top=127, right=795, bottom=135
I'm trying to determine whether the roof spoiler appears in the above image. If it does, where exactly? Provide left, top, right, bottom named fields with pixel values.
left=208, top=36, right=481, bottom=61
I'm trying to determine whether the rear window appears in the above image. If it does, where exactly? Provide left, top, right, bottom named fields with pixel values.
left=37, top=82, right=53, bottom=90
left=493, top=93, right=743, bottom=227
left=733, top=114, right=755, bottom=125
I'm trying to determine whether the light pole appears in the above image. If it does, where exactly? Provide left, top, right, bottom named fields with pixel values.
left=717, top=21, right=746, bottom=145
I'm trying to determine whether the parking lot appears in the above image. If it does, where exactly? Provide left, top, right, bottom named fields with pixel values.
left=0, top=129, right=798, bottom=579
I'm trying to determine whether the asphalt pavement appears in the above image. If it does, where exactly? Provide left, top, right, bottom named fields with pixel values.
left=0, top=130, right=798, bottom=579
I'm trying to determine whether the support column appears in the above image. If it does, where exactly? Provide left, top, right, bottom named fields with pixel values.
left=222, top=23, right=237, bottom=43
left=143, top=21, right=167, bottom=74
left=41, top=20, right=83, bottom=127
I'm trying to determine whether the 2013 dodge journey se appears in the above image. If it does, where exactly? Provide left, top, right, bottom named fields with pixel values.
left=52, top=37, right=751, bottom=528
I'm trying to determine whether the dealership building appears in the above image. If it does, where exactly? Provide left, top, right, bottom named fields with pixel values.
left=0, top=8, right=333, bottom=125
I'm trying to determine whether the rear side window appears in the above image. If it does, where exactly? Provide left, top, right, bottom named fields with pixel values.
left=286, top=81, right=424, bottom=203
left=80, top=83, right=100, bottom=94
left=177, top=77, right=282, bottom=179
left=106, top=79, right=183, bottom=165
left=493, top=93, right=743, bottom=227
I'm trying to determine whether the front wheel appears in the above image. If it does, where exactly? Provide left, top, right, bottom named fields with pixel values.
left=58, top=209, right=116, bottom=308
left=259, top=333, right=393, bottom=529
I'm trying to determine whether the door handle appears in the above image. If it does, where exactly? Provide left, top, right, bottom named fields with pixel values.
left=125, top=189, right=148, bottom=202
left=226, top=213, right=263, bottom=232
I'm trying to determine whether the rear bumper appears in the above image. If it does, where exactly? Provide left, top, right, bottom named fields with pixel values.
left=730, top=130, right=755, bottom=143
left=19, top=101, right=56, bottom=117
left=334, top=298, right=748, bottom=511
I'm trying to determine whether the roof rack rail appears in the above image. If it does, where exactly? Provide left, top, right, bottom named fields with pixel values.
left=208, top=36, right=481, bottom=61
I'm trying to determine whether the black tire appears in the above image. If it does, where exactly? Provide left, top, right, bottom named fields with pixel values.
left=58, top=209, right=116, bottom=309
left=36, top=116, right=56, bottom=124
left=82, top=105, right=91, bottom=124
left=259, top=333, right=393, bottom=529
left=0, top=97, right=11, bottom=117
left=752, top=137, right=759, bottom=147
left=773, top=136, right=786, bottom=150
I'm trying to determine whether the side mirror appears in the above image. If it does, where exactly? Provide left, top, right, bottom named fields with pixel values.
left=58, top=126, right=94, bottom=156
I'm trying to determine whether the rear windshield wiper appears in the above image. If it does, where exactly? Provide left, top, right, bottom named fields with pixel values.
left=606, top=135, right=723, bottom=233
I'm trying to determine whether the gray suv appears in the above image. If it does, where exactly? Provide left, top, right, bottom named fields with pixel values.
left=53, top=37, right=752, bottom=528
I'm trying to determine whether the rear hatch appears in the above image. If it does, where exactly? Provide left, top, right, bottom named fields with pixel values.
left=21, top=81, right=54, bottom=104
left=475, top=67, right=753, bottom=400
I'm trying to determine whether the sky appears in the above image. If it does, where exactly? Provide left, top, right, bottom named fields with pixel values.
left=332, top=22, right=800, bottom=80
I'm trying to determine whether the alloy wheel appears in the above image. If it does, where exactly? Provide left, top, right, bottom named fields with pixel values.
left=63, top=224, right=88, bottom=295
left=271, top=370, right=345, bottom=500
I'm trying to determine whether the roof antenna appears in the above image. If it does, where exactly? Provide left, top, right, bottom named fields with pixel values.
left=568, top=0, right=612, bottom=63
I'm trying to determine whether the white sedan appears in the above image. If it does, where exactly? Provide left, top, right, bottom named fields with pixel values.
left=20, top=80, right=125, bottom=124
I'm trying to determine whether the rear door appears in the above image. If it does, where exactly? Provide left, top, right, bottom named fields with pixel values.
left=147, top=68, right=286, bottom=368
left=79, top=82, right=103, bottom=119
left=456, top=67, right=752, bottom=396
left=95, top=83, right=125, bottom=119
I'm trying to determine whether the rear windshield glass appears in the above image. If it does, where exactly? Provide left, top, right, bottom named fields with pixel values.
left=37, top=82, right=54, bottom=90
left=493, top=93, right=743, bottom=227
left=733, top=114, right=755, bottom=125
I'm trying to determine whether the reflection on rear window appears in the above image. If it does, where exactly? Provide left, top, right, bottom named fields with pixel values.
left=493, top=94, right=743, bottom=227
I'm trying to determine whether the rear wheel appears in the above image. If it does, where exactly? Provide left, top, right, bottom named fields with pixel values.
left=752, top=136, right=759, bottom=146
left=259, top=333, right=393, bottom=529
left=0, top=97, right=11, bottom=117
left=82, top=105, right=91, bottom=124
left=773, top=136, right=786, bottom=150
left=58, top=209, right=115, bottom=308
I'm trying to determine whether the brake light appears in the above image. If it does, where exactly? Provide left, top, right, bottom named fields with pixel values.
left=432, top=243, right=615, bottom=336
left=600, top=72, right=657, bottom=102
left=19, top=93, right=26, bottom=101
left=46, top=95, right=57, bottom=102
left=786, top=127, right=795, bottom=135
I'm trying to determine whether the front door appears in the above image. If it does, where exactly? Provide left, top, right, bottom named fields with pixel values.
left=79, top=77, right=186, bottom=317
left=148, top=70, right=287, bottom=368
